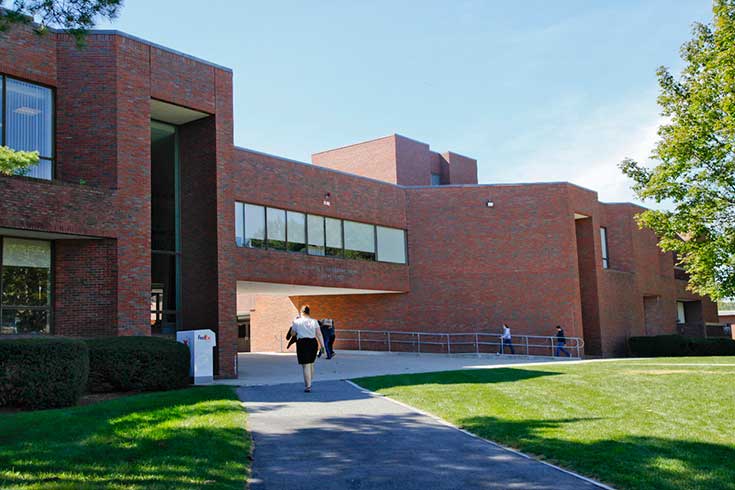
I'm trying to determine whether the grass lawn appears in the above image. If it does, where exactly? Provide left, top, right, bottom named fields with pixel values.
left=0, top=386, right=249, bottom=490
left=356, top=357, right=735, bottom=490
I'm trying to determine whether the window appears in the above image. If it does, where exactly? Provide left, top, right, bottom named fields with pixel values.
left=286, top=211, right=306, bottom=253
left=244, top=204, right=266, bottom=248
left=344, top=221, right=376, bottom=261
left=431, top=173, right=442, bottom=186
left=376, top=226, right=407, bottom=264
left=235, top=202, right=244, bottom=247
left=1, top=76, right=54, bottom=180
left=325, top=217, right=343, bottom=257
left=600, top=227, right=609, bottom=269
left=676, top=301, right=686, bottom=324
left=235, top=201, right=408, bottom=264
left=266, top=207, right=286, bottom=250
left=307, top=215, right=325, bottom=256
left=0, top=238, right=51, bottom=334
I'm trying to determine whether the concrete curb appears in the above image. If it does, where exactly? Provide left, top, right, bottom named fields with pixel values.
left=344, top=379, right=616, bottom=490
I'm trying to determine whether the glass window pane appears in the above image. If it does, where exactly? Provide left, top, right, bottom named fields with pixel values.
left=431, top=173, right=441, bottom=186
left=266, top=208, right=286, bottom=250
left=600, top=227, right=609, bottom=268
left=344, top=221, right=375, bottom=261
left=235, top=202, right=244, bottom=247
left=325, top=217, right=342, bottom=257
left=5, top=78, right=53, bottom=180
left=2, top=239, right=51, bottom=307
left=2, top=238, right=51, bottom=267
left=1, top=308, right=49, bottom=335
left=377, top=226, right=406, bottom=264
left=244, top=204, right=265, bottom=248
left=307, top=215, right=325, bottom=256
left=286, top=211, right=306, bottom=253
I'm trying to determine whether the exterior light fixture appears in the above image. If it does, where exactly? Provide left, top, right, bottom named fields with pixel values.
left=486, top=200, right=494, bottom=208
left=323, top=192, right=331, bottom=206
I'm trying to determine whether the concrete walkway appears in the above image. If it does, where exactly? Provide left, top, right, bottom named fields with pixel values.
left=224, top=351, right=574, bottom=386
left=239, top=380, right=604, bottom=490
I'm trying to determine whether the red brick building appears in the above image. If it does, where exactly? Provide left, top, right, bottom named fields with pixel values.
left=0, top=26, right=719, bottom=377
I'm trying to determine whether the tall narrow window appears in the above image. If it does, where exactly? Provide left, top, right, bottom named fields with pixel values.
left=344, top=221, right=376, bottom=261
left=266, top=208, right=286, bottom=251
left=307, top=215, right=325, bottom=256
left=600, top=227, right=609, bottom=269
left=244, top=204, right=266, bottom=248
left=235, top=202, right=244, bottom=247
left=377, top=226, right=407, bottom=264
left=286, top=211, right=306, bottom=253
left=676, top=301, right=686, bottom=324
left=0, top=238, right=51, bottom=334
left=3, top=77, right=54, bottom=180
left=431, top=173, right=442, bottom=186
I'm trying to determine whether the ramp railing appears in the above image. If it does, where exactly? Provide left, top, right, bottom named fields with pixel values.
left=336, top=330, right=584, bottom=359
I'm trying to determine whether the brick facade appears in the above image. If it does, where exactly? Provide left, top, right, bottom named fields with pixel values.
left=0, top=24, right=720, bottom=376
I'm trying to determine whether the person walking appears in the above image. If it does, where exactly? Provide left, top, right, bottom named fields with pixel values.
left=498, top=323, right=515, bottom=355
left=319, top=318, right=336, bottom=359
left=555, top=325, right=571, bottom=357
left=290, top=305, right=326, bottom=392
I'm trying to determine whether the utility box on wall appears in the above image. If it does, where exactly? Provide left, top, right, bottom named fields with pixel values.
left=177, top=329, right=217, bottom=384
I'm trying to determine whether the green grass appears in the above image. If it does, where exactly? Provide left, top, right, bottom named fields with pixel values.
left=355, top=357, right=735, bottom=490
left=0, top=386, right=249, bottom=490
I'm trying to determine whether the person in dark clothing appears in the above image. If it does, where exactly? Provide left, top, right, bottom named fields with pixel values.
left=555, top=325, right=571, bottom=357
left=319, top=319, right=336, bottom=359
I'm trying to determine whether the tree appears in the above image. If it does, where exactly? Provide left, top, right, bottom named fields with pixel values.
left=0, top=147, right=40, bottom=177
left=620, top=0, right=735, bottom=300
left=0, top=0, right=122, bottom=45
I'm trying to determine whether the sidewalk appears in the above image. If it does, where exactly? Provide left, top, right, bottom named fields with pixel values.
left=239, top=380, right=604, bottom=490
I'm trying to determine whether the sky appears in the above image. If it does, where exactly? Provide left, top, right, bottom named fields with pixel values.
left=96, top=0, right=714, bottom=204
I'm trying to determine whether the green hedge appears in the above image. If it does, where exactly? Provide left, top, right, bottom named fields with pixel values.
left=85, top=336, right=190, bottom=393
left=0, top=338, right=89, bottom=409
left=629, top=334, right=735, bottom=357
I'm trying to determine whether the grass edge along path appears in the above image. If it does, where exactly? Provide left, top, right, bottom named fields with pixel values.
left=354, top=358, right=735, bottom=490
left=0, top=385, right=250, bottom=490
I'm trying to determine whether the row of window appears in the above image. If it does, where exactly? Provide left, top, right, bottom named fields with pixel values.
left=0, top=237, right=52, bottom=335
left=235, top=202, right=408, bottom=264
left=1, top=75, right=54, bottom=180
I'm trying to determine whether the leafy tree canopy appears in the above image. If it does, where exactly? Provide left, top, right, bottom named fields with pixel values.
left=621, top=0, right=735, bottom=300
left=0, top=0, right=122, bottom=45
left=0, top=147, right=39, bottom=177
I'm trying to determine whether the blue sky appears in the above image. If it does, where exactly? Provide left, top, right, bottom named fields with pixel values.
left=97, top=0, right=712, bottom=203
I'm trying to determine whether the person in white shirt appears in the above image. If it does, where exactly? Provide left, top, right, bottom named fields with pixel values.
left=290, top=305, right=326, bottom=392
left=498, top=323, right=515, bottom=355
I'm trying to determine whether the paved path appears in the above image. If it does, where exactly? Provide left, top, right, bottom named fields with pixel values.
left=222, top=351, right=574, bottom=386
left=239, top=380, right=602, bottom=490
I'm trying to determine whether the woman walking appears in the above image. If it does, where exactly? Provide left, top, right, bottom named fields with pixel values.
left=290, top=305, right=326, bottom=392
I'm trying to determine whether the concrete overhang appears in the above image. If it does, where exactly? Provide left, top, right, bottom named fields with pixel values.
left=151, top=99, right=209, bottom=125
left=236, top=280, right=403, bottom=297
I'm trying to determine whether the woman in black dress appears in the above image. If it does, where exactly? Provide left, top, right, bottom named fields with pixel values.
left=290, top=305, right=326, bottom=392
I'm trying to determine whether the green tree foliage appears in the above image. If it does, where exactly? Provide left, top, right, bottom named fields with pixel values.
left=0, top=0, right=122, bottom=45
left=0, top=146, right=40, bottom=176
left=621, top=0, right=735, bottom=300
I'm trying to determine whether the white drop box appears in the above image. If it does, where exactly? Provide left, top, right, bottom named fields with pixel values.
left=176, top=329, right=217, bottom=384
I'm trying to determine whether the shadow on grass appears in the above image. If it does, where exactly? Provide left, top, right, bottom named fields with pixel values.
left=0, top=386, right=248, bottom=490
left=457, top=415, right=735, bottom=490
left=356, top=367, right=561, bottom=390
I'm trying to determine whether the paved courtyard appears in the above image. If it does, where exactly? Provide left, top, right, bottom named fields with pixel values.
left=223, top=350, right=576, bottom=386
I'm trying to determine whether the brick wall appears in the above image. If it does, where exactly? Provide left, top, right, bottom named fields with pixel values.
left=54, top=239, right=117, bottom=336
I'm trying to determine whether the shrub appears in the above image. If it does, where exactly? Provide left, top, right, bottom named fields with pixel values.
left=690, top=337, right=735, bottom=356
left=629, top=334, right=735, bottom=357
left=85, top=336, right=190, bottom=393
left=0, top=337, right=89, bottom=409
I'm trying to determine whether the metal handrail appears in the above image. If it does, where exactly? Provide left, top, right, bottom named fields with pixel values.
left=336, top=329, right=584, bottom=358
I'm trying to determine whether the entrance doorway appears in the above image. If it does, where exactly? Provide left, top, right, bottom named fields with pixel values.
left=151, top=120, right=181, bottom=335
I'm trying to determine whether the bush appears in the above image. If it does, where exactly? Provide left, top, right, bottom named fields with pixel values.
left=629, top=334, right=735, bottom=357
left=0, top=337, right=89, bottom=409
left=85, top=336, right=190, bottom=393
